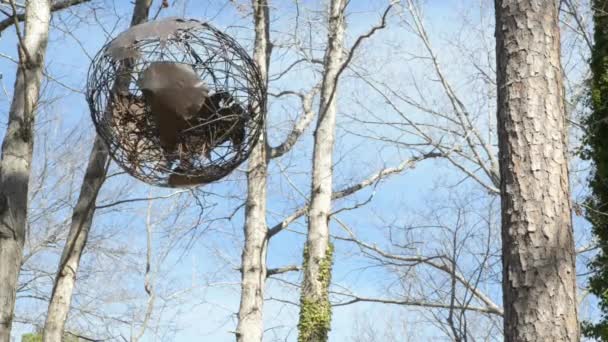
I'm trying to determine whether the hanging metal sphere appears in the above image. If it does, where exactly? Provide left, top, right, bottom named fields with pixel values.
left=86, top=18, right=266, bottom=187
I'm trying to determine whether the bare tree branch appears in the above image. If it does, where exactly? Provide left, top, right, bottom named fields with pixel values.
left=267, top=85, right=320, bottom=159
left=95, top=190, right=189, bottom=210
left=266, top=265, right=300, bottom=277
left=403, top=0, right=500, bottom=188
left=0, top=0, right=92, bottom=33
left=267, top=152, right=442, bottom=238
left=331, top=293, right=501, bottom=315
left=132, top=198, right=156, bottom=342
left=332, top=217, right=504, bottom=316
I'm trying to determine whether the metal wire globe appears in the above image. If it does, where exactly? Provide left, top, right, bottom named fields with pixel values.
left=86, top=18, right=265, bottom=187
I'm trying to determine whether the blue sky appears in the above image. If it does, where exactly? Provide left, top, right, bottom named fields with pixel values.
left=0, top=0, right=593, bottom=341
left=1, top=1, right=501, bottom=340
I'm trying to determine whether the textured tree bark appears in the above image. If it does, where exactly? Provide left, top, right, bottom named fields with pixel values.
left=297, top=0, right=345, bottom=341
left=0, top=1, right=52, bottom=341
left=494, top=1, right=579, bottom=341
left=235, top=1, right=270, bottom=341
left=42, top=2, right=152, bottom=341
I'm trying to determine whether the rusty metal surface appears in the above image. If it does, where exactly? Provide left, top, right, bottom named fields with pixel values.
left=86, top=18, right=266, bottom=187
left=107, top=17, right=201, bottom=60
left=138, top=62, right=209, bottom=120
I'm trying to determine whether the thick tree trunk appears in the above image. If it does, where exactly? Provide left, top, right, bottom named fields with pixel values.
left=297, top=1, right=345, bottom=341
left=235, top=1, right=270, bottom=341
left=42, top=2, right=152, bottom=341
left=494, top=1, right=579, bottom=341
left=0, top=1, right=52, bottom=341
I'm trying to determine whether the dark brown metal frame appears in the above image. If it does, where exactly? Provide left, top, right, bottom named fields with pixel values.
left=86, top=19, right=266, bottom=187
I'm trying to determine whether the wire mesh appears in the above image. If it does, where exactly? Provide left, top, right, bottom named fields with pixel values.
left=86, top=18, right=265, bottom=187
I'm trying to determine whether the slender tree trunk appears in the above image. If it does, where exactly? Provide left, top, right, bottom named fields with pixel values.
left=235, top=1, right=270, bottom=341
left=42, top=2, right=152, bottom=341
left=494, top=1, right=579, bottom=341
left=297, top=1, right=345, bottom=341
left=0, top=1, right=52, bottom=341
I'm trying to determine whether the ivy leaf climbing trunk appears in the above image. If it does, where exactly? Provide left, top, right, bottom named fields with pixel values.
left=582, top=0, right=608, bottom=341
left=0, top=1, right=52, bottom=341
left=494, top=1, right=579, bottom=341
left=297, top=0, right=346, bottom=341
left=581, top=0, right=608, bottom=339
left=42, top=2, right=152, bottom=341
left=235, top=0, right=270, bottom=341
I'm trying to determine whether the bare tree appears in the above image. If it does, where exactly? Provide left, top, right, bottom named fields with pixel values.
left=236, top=0, right=321, bottom=340
left=42, top=1, right=153, bottom=341
left=230, top=3, right=414, bottom=339
left=330, top=192, right=503, bottom=341
left=235, top=0, right=270, bottom=341
left=0, top=0, right=92, bottom=33
left=495, top=0, right=579, bottom=340
left=297, top=0, right=346, bottom=340
left=0, top=1, right=52, bottom=340
left=0, top=1, right=589, bottom=340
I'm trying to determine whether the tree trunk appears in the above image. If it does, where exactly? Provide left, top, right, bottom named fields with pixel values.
left=494, top=1, right=579, bottom=341
left=42, top=2, right=152, bottom=341
left=0, top=1, right=52, bottom=341
left=297, top=0, right=345, bottom=341
left=235, top=1, right=270, bottom=341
